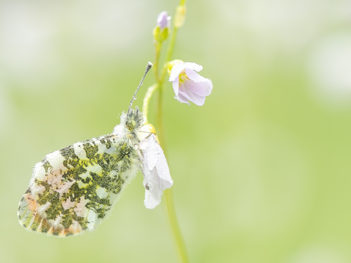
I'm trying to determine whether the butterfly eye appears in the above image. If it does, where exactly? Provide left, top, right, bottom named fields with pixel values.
left=126, top=119, right=136, bottom=131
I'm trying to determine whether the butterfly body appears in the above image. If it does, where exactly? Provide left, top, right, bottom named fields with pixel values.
left=18, top=108, right=145, bottom=236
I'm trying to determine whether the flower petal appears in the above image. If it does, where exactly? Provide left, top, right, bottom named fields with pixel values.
left=168, top=61, right=213, bottom=106
left=172, top=77, right=179, bottom=96
left=178, top=79, right=212, bottom=106
left=157, top=11, right=170, bottom=30
left=179, top=87, right=206, bottom=106
left=174, top=92, right=190, bottom=104
left=185, top=68, right=208, bottom=83
left=187, top=78, right=213, bottom=97
left=169, top=62, right=186, bottom=82
left=184, top=62, right=203, bottom=72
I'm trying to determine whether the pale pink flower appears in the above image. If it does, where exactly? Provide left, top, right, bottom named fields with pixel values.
left=169, top=60, right=213, bottom=106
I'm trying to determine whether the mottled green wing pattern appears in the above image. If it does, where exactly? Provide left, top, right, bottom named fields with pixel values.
left=18, top=134, right=139, bottom=236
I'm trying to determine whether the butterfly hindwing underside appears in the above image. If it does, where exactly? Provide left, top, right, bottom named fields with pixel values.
left=18, top=109, right=144, bottom=237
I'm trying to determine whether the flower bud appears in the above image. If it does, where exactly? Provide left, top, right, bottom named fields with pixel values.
left=174, top=6, right=186, bottom=28
left=153, top=11, right=170, bottom=43
left=157, top=11, right=170, bottom=30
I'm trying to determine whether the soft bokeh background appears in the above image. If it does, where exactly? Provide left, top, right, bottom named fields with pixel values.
left=1, top=0, right=351, bottom=262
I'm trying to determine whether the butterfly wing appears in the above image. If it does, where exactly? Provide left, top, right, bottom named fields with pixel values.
left=18, top=134, right=139, bottom=236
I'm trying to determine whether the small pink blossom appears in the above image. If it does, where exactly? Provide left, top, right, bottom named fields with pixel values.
left=169, top=60, right=213, bottom=106
left=157, top=11, right=170, bottom=30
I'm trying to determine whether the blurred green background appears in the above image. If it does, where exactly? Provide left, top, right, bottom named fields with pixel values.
left=1, top=0, right=351, bottom=262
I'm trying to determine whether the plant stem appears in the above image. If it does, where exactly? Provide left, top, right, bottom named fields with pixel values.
left=143, top=81, right=189, bottom=263
left=155, top=89, right=189, bottom=263
left=156, top=7, right=188, bottom=263
left=164, top=189, right=189, bottom=263
left=144, top=1, right=189, bottom=261
left=154, top=42, right=161, bottom=82
left=160, top=27, right=178, bottom=85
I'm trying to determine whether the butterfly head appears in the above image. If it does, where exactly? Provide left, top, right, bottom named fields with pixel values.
left=125, top=107, right=144, bottom=132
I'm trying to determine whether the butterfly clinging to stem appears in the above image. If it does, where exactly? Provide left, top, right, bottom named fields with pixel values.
left=18, top=62, right=173, bottom=237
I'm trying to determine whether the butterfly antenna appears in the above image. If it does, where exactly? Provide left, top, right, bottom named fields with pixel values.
left=129, top=62, right=153, bottom=111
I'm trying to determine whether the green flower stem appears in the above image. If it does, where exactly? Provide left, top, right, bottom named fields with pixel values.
left=159, top=0, right=185, bottom=84
left=159, top=24, right=178, bottom=85
left=164, top=27, right=178, bottom=73
left=143, top=1, right=189, bottom=262
left=155, top=82, right=189, bottom=263
left=154, top=42, right=161, bottom=82
left=142, top=81, right=188, bottom=263
left=155, top=8, right=189, bottom=263
left=164, top=188, right=189, bottom=263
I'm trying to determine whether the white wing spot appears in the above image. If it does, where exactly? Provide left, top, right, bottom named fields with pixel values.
left=46, top=151, right=65, bottom=168
left=86, top=164, right=102, bottom=174
left=96, top=186, right=108, bottom=199
left=38, top=202, right=51, bottom=215
left=87, top=210, right=97, bottom=230
left=109, top=170, right=117, bottom=177
left=73, top=142, right=87, bottom=159
left=77, top=181, right=88, bottom=188
left=79, top=172, right=90, bottom=179
left=30, top=184, right=45, bottom=196
left=32, top=162, right=46, bottom=181
left=97, top=142, right=107, bottom=154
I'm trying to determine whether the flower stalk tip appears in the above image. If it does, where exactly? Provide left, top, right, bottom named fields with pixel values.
left=157, top=11, right=171, bottom=30
left=174, top=6, right=186, bottom=28
left=153, top=11, right=171, bottom=43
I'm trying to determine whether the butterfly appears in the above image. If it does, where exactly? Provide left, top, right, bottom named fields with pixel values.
left=17, top=63, right=173, bottom=237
